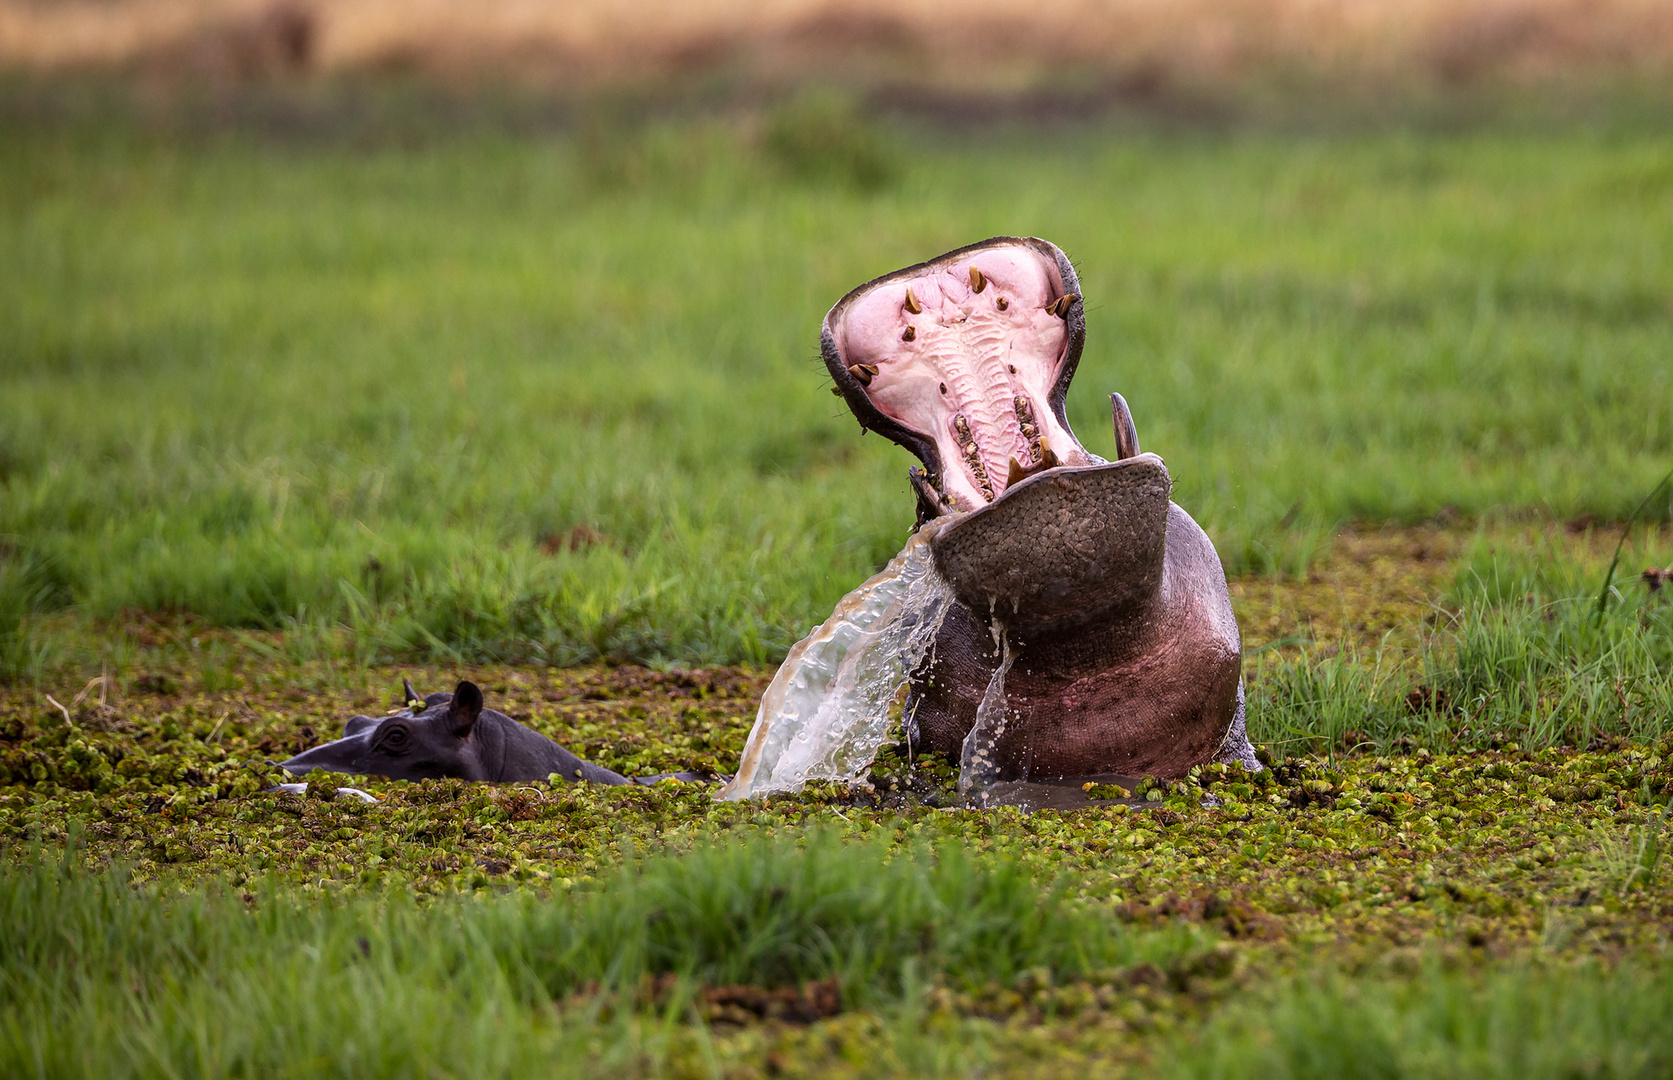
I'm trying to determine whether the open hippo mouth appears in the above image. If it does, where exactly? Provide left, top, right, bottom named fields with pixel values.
left=824, top=236, right=1098, bottom=517
left=821, top=237, right=1256, bottom=783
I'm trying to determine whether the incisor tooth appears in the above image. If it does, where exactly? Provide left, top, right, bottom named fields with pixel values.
left=904, top=288, right=921, bottom=315
left=1047, top=293, right=1079, bottom=318
left=902, top=326, right=915, bottom=342
left=969, top=266, right=986, bottom=293
left=847, top=364, right=877, bottom=385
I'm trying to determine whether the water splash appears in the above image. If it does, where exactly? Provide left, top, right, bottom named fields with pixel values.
left=716, top=516, right=961, bottom=801
left=957, top=621, right=1014, bottom=804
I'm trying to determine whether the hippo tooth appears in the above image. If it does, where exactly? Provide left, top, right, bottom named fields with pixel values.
left=969, top=266, right=987, bottom=292
left=904, top=288, right=921, bottom=314
left=902, top=326, right=915, bottom=342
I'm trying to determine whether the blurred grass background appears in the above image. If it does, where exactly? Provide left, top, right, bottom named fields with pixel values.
left=5, top=105, right=1673, bottom=675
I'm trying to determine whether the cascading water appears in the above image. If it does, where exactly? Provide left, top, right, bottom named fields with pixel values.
left=715, top=516, right=962, bottom=801
left=956, top=622, right=1014, bottom=804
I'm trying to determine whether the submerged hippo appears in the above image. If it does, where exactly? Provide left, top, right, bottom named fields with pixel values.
left=823, top=237, right=1258, bottom=780
left=280, top=678, right=706, bottom=785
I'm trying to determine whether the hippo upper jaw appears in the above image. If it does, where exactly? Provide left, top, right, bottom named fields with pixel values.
left=278, top=732, right=375, bottom=776
left=278, top=730, right=486, bottom=782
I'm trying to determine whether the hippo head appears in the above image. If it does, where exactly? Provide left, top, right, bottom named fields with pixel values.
left=824, top=236, right=1106, bottom=520
left=822, top=236, right=1159, bottom=624
left=822, top=237, right=1251, bottom=780
left=280, top=679, right=493, bottom=782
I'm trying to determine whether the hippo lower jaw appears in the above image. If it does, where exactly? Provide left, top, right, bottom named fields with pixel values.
left=823, top=238, right=1252, bottom=781
left=910, top=451, right=1246, bottom=780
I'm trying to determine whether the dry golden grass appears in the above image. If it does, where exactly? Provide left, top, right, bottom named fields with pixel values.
left=4, top=0, right=1673, bottom=94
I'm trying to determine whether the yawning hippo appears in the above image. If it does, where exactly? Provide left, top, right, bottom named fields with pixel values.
left=280, top=679, right=706, bottom=785
left=823, top=237, right=1258, bottom=780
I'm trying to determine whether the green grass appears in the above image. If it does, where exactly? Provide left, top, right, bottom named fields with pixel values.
left=0, top=831, right=1212, bottom=1078
left=1246, top=533, right=1673, bottom=754
left=4, top=827, right=1670, bottom=1079
left=4, top=116, right=1673, bottom=673
left=1168, top=960, right=1673, bottom=1080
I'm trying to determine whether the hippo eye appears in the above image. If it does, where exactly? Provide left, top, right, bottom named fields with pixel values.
left=377, top=725, right=410, bottom=752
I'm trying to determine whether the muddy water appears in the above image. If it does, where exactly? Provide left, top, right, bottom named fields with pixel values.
left=956, top=621, right=1015, bottom=802
left=715, top=517, right=961, bottom=801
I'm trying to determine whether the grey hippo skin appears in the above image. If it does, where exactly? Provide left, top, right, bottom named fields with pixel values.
left=281, top=678, right=706, bottom=785
left=822, top=237, right=1259, bottom=780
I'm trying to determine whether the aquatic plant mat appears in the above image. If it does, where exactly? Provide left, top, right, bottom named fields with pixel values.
left=4, top=524, right=1671, bottom=1078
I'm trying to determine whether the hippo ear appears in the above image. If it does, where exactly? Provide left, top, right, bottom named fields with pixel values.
left=402, top=677, right=423, bottom=709
left=448, top=681, right=484, bottom=737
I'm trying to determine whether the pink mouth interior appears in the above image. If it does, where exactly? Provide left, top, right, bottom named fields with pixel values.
left=828, top=243, right=1095, bottom=511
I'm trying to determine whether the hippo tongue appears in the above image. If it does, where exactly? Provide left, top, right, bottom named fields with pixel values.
left=822, top=237, right=1098, bottom=512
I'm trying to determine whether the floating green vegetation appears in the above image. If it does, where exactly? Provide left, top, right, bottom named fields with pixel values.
left=2, top=732, right=1670, bottom=1077
left=5, top=664, right=1670, bottom=929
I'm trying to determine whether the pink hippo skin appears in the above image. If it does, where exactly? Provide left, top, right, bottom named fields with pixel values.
left=822, top=237, right=1257, bottom=780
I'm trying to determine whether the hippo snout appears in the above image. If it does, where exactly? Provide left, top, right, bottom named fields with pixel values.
left=279, top=732, right=376, bottom=776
